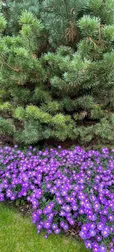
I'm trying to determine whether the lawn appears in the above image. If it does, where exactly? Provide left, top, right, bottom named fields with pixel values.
left=0, top=203, right=88, bottom=252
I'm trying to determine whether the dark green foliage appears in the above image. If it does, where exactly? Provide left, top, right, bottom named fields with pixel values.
left=1, top=0, right=42, bottom=35
left=0, top=0, right=114, bottom=146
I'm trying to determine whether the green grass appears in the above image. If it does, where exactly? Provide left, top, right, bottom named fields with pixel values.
left=0, top=203, right=89, bottom=252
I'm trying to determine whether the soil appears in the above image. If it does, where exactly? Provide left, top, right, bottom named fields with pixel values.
left=4, top=200, right=33, bottom=217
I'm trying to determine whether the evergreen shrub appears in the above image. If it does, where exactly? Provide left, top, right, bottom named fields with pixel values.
left=0, top=0, right=114, bottom=145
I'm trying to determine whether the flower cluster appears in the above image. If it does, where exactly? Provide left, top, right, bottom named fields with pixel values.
left=0, top=146, right=114, bottom=252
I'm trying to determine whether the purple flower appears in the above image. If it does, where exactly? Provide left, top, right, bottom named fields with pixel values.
left=56, top=197, right=63, bottom=205
left=97, top=223, right=104, bottom=231
left=54, top=228, right=61, bottom=234
left=37, top=209, right=42, bottom=215
left=59, top=210, right=66, bottom=217
left=43, top=221, right=51, bottom=230
left=94, top=202, right=101, bottom=211
left=63, top=224, right=69, bottom=230
left=44, top=234, right=48, bottom=239
left=52, top=223, right=58, bottom=230
left=99, top=245, right=106, bottom=252
left=62, top=204, right=71, bottom=213
left=79, top=231, right=87, bottom=240
left=47, top=229, right=52, bottom=234
left=37, top=224, right=42, bottom=232
left=67, top=218, right=75, bottom=226
left=82, top=224, right=89, bottom=232
left=0, top=193, right=4, bottom=201
left=101, top=227, right=110, bottom=237
left=108, top=214, right=114, bottom=221
left=110, top=247, right=114, bottom=252
left=85, top=240, right=92, bottom=249
left=89, top=229, right=96, bottom=237
left=71, top=203, right=78, bottom=211
left=96, top=235, right=102, bottom=242
left=93, top=248, right=99, bottom=252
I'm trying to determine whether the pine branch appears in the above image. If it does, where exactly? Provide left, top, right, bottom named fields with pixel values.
left=0, top=56, right=21, bottom=72
left=63, top=0, right=69, bottom=19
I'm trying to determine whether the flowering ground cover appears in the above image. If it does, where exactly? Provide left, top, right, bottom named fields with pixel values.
left=0, top=203, right=87, bottom=252
left=0, top=146, right=114, bottom=252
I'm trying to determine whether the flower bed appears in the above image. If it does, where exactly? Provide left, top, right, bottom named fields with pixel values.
left=0, top=146, right=114, bottom=252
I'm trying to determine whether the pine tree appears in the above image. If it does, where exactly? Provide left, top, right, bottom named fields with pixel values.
left=0, top=0, right=114, bottom=146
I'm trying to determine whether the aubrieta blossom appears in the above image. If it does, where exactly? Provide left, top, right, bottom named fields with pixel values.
left=0, top=145, right=114, bottom=252
left=99, top=245, right=107, bottom=252
left=101, top=226, right=110, bottom=238
left=85, top=240, right=92, bottom=249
